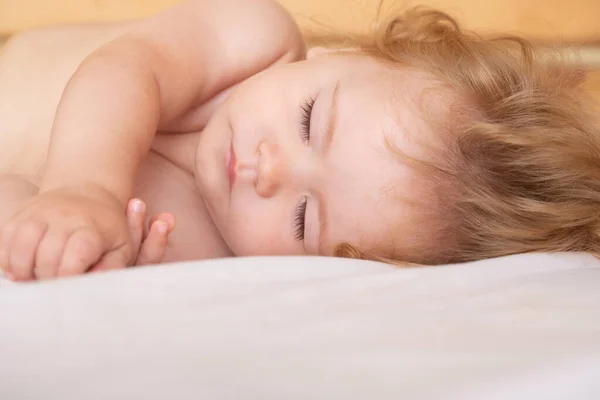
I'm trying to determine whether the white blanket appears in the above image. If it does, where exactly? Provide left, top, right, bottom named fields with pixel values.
left=1, top=253, right=599, bottom=399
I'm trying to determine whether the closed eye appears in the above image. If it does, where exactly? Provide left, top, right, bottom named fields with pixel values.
left=300, top=97, right=315, bottom=143
left=294, top=197, right=307, bottom=241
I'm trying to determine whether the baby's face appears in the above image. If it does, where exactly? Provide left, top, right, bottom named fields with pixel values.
left=195, top=52, right=436, bottom=257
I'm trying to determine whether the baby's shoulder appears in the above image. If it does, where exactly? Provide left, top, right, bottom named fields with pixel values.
left=204, top=0, right=305, bottom=57
left=192, top=0, right=307, bottom=76
left=140, top=0, right=306, bottom=133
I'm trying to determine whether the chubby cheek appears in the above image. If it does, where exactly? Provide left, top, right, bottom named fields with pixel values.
left=224, top=200, right=302, bottom=256
left=226, top=224, right=275, bottom=256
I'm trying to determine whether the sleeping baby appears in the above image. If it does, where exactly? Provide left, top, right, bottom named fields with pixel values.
left=1, top=0, right=599, bottom=281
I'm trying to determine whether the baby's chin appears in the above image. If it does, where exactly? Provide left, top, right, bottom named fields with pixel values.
left=218, top=235, right=245, bottom=257
left=201, top=212, right=243, bottom=256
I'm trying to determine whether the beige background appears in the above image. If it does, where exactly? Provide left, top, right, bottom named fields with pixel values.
left=1, top=0, right=600, bottom=41
left=0, top=0, right=598, bottom=96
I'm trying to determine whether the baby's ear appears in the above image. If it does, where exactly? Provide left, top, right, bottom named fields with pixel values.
left=307, top=46, right=358, bottom=59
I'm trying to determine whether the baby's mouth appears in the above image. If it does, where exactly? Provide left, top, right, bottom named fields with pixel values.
left=227, top=143, right=236, bottom=190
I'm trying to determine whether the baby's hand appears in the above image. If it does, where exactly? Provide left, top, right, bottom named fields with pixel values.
left=104, top=198, right=175, bottom=268
left=0, top=185, right=135, bottom=281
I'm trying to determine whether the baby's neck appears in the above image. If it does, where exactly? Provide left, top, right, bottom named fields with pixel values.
left=134, top=142, right=233, bottom=263
left=151, top=132, right=199, bottom=176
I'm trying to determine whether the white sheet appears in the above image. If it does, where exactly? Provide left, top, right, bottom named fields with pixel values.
left=1, top=253, right=599, bottom=399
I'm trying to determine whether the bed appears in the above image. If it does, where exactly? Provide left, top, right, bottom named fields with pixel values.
left=1, top=0, right=600, bottom=398
left=1, top=253, right=600, bottom=399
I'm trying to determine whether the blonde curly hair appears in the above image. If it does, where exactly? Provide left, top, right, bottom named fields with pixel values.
left=318, top=7, right=600, bottom=265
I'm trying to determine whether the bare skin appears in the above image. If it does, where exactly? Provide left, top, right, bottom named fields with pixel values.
left=0, top=30, right=213, bottom=277
left=0, top=0, right=305, bottom=280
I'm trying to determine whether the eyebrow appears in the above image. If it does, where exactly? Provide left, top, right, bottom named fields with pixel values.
left=317, top=82, right=341, bottom=253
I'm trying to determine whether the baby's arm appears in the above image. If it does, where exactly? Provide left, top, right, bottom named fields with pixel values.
left=43, top=0, right=304, bottom=203
left=1, top=0, right=305, bottom=280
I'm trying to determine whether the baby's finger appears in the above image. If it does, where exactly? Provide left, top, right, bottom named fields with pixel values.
left=148, top=212, right=176, bottom=233
left=127, top=199, right=146, bottom=260
left=0, top=243, right=15, bottom=281
left=34, top=230, right=70, bottom=280
left=0, top=225, right=17, bottom=279
left=136, top=220, right=170, bottom=266
left=57, top=227, right=103, bottom=277
left=0, top=231, right=12, bottom=279
left=89, top=245, right=130, bottom=273
left=9, top=220, right=48, bottom=281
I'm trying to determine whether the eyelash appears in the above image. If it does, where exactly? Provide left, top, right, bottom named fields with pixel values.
left=293, top=97, right=314, bottom=242
left=294, top=197, right=308, bottom=241
left=300, top=97, right=315, bottom=143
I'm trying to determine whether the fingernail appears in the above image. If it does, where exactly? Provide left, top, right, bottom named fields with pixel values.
left=155, top=221, right=169, bottom=234
left=4, top=272, right=15, bottom=281
left=130, top=199, right=144, bottom=213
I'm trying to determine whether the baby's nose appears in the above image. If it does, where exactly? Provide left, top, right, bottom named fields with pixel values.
left=255, top=141, right=286, bottom=197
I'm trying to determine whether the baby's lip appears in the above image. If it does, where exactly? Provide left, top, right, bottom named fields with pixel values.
left=227, top=143, right=236, bottom=190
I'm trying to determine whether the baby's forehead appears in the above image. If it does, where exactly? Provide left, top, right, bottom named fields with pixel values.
left=325, top=67, right=454, bottom=253
left=326, top=119, right=437, bottom=242
left=344, top=66, right=448, bottom=151
left=382, top=69, right=460, bottom=147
